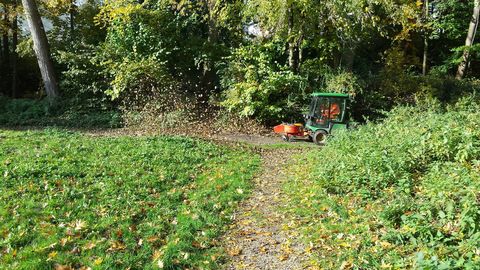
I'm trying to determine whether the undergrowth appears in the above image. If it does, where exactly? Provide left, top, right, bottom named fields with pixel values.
left=285, top=96, right=480, bottom=269
left=0, top=129, right=259, bottom=269
left=0, top=97, right=122, bottom=128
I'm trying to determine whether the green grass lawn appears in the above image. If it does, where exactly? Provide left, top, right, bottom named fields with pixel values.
left=0, top=129, right=259, bottom=270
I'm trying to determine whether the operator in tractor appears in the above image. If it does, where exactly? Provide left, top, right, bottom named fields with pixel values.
left=329, top=102, right=340, bottom=120
left=318, top=102, right=340, bottom=122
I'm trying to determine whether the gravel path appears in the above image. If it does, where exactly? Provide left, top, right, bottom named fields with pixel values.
left=222, top=149, right=308, bottom=270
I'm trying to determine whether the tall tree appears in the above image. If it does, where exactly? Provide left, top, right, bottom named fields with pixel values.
left=11, top=0, right=17, bottom=97
left=69, top=0, right=75, bottom=38
left=422, top=0, right=429, bottom=76
left=2, top=5, right=8, bottom=65
left=456, top=0, right=480, bottom=79
left=21, top=0, right=59, bottom=99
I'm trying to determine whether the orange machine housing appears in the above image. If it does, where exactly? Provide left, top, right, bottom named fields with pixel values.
left=273, top=123, right=304, bottom=136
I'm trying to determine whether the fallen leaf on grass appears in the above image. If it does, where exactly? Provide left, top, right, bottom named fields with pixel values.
left=54, top=264, right=74, bottom=270
left=94, top=258, right=103, bottom=265
left=152, top=250, right=163, bottom=261
left=380, top=263, right=393, bottom=269
left=84, top=242, right=96, bottom=250
left=60, top=238, right=69, bottom=247
left=74, top=220, right=87, bottom=231
left=305, top=246, right=313, bottom=253
left=47, top=251, right=57, bottom=261
left=379, top=241, right=393, bottom=248
left=340, top=260, right=353, bottom=270
left=107, top=241, right=126, bottom=252
left=147, top=236, right=160, bottom=243
left=192, top=241, right=203, bottom=248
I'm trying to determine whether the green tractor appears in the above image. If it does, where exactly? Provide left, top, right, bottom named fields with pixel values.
left=274, top=92, right=350, bottom=145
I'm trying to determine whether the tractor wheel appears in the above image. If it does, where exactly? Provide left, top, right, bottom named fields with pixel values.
left=281, top=134, right=290, bottom=142
left=313, top=130, right=328, bottom=145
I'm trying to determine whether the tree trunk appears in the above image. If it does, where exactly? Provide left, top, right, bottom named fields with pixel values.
left=456, top=0, right=480, bottom=80
left=11, top=0, right=18, bottom=98
left=343, top=46, right=355, bottom=71
left=21, top=0, right=59, bottom=99
left=298, top=37, right=303, bottom=69
left=69, top=0, right=75, bottom=38
left=2, top=9, right=9, bottom=66
left=2, top=6, right=10, bottom=95
left=422, top=37, right=428, bottom=75
left=422, top=0, right=429, bottom=76
left=287, top=6, right=297, bottom=71
left=206, top=0, right=218, bottom=43
left=201, top=0, right=218, bottom=92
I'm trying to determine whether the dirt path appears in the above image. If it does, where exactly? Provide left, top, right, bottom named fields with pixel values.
left=222, top=148, right=308, bottom=270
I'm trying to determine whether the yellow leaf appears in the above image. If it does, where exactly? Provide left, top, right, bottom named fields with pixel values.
left=147, top=236, right=160, bottom=243
left=381, top=262, right=393, bottom=269
left=227, top=246, right=242, bottom=256
left=94, top=258, right=103, bottom=265
left=54, top=264, right=73, bottom=270
left=60, top=237, right=69, bottom=247
left=107, top=241, right=126, bottom=252
left=279, top=253, right=289, bottom=261
left=47, top=251, right=58, bottom=261
left=152, top=250, right=163, bottom=261
left=84, top=242, right=96, bottom=250
left=379, top=241, right=392, bottom=248
left=74, top=220, right=87, bottom=231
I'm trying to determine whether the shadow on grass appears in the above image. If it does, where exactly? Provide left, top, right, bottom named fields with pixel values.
left=0, top=97, right=123, bottom=130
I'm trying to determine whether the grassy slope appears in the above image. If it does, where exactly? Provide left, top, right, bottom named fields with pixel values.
left=0, top=130, right=259, bottom=270
left=284, top=99, right=480, bottom=269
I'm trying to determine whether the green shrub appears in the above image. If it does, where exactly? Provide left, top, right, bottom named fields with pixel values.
left=0, top=97, right=122, bottom=128
left=323, top=70, right=363, bottom=98
left=220, top=43, right=309, bottom=124
left=104, top=56, right=178, bottom=103
left=56, top=44, right=108, bottom=99
left=285, top=96, right=480, bottom=268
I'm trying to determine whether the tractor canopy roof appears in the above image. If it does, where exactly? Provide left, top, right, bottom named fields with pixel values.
left=312, top=92, right=349, bottom=98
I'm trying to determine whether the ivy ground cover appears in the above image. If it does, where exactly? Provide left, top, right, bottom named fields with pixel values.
left=0, top=130, right=259, bottom=269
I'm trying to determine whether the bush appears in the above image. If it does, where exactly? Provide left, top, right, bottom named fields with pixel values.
left=0, top=97, right=122, bottom=128
left=220, top=43, right=309, bottom=124
left=104, top=56, right=179, bottom=107
left=56, top=44, right=108, bottom=99
left=285, top=95, right=480, bottom=268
